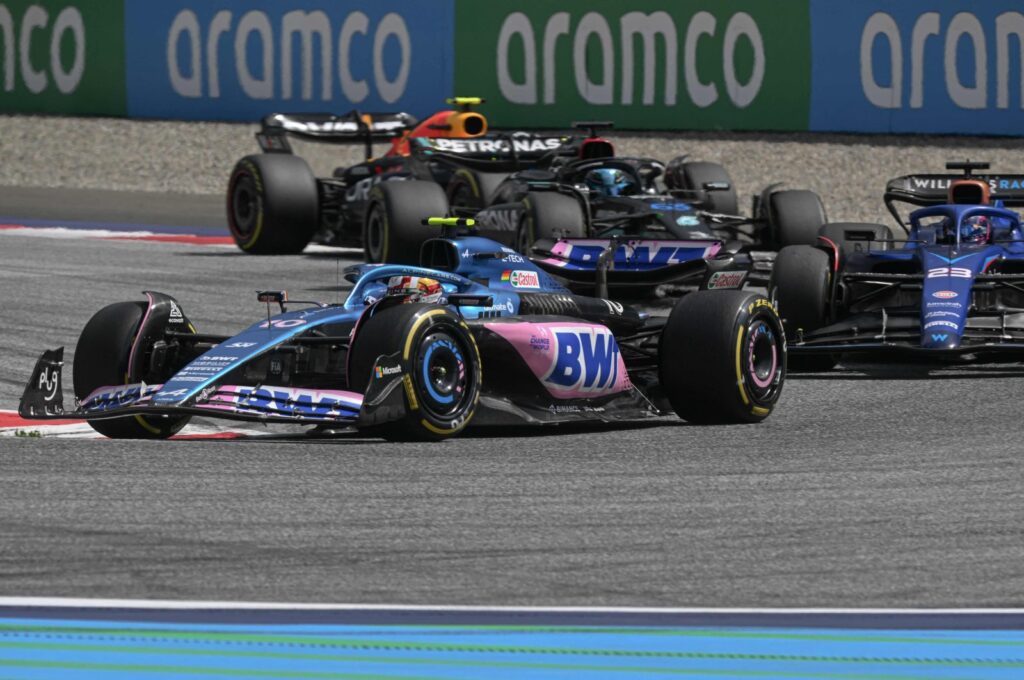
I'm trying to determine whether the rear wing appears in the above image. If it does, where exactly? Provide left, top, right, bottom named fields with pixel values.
left=884, top=161, right=1024, bottom=227
left=409, top=133, right=571, bottom=172
left=256, top=111, right=417, bottom=159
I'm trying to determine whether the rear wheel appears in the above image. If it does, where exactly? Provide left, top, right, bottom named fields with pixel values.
left=768, top=190, right=827, bottom=248
left=349, top=304, right=481, bottom=440
left=73, top=302, right=190, bottom=439
left=227, top=154, right=319, bottom=254
left=364, top=181, right=449, bottom=264
left=659, top=290, right=785, bottom=424
left=769, top=245, right=838, bottom=372
left=516, top=191, right=586, bottom=255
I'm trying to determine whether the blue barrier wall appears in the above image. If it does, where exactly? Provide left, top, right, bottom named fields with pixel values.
left=3, top=0, right=1023, bottom=135
left=124, top=0, right=454, bottom=120
left=811, top=0, right=1024, bottom=135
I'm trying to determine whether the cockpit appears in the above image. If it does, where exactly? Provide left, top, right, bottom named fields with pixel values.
left=909, top=204, right=1022, bottom=247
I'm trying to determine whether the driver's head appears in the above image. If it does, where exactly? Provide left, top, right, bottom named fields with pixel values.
left=961, top=215, right=990, bottom=244
left=584, top=167, right=639, bottom=197
left=385, top=275, right=444, bottom=304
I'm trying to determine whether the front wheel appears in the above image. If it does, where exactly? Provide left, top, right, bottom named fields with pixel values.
left=768, top=189, right=827, bottom=248
left=348, top=303, right=481, bottom=440
left=769, top=245, right=838, bottom=372
left=516, top=191, right=586, bottom=255
left=659, top=290, right=786, bottom=424
left=364, top=180, right=449, bottom=264
left=73, top=301, right=191, bottom=439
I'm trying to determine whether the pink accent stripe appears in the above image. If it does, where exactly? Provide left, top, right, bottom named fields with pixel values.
left=127, top=294, right=157, bottom=380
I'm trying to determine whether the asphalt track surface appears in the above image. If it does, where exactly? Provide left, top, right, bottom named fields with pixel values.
left=1, top=187, right=1024, bottom=609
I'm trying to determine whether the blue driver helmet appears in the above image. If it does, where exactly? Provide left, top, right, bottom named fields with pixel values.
left=584, top=167, right=639, bottom=197
left=960, top=215, right=990, bottom=244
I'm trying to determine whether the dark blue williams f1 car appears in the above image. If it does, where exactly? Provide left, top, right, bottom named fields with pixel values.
left=19, top=219, right=786, bottom=440
left=769, top=161, right=1024, bottom=370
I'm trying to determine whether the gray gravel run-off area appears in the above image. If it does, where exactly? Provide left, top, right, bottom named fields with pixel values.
left=3, top=114, right=1024, bottom=225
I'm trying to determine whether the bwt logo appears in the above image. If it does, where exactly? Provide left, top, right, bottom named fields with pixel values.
left=497, top=10, right=765, bottom=108
left=861, top=10, right=1024, bottom=109
left=0, top=4, right=86, bottom=94
left=166, top=9, right=411, bottom=102
left=544, top=327, right=621, bottom=394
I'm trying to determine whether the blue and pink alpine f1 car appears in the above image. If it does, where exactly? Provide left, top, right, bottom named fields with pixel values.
left=770, top=161, right=1024, bottom=370
left=19, top=219, right=786, bottom=440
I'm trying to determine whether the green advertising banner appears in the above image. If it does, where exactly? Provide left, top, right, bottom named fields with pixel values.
left=454, top=0, right=810, bottom=130
left=0, top=0, right=125, bottom=115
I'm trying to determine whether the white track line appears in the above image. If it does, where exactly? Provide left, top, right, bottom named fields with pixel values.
left=0, top=597, right=1022, bottom=614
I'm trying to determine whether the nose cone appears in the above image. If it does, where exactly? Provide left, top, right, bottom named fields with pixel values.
left=922, top=329, right=960, bottom=349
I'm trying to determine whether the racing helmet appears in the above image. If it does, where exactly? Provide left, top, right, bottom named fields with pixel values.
left=960, top=215, right=990, bottom=244
left=385, top=275, right=445, bottom=304
left=584, top=167, right=640, bottom=197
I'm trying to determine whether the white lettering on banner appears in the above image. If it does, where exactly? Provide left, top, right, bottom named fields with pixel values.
left=498, top=12, right=536, bottom=104
left=497, top=10, right=765, bottom=109
left=685, top=12, right=716, bottom=107
left=281, top=10, right=331, bottom=101
left=0, top=4, right=85, bottom=94
left=166, top=9, right=411, bottom=103
left=861, top=10, right=1024, bottom=110
left=945, top=12, right=986, bottom=109
left=621, top=11, right=676, bottom=106
left=573, top=12, right=613, bottom=105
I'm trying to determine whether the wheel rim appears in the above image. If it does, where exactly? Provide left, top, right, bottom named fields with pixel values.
left=745, top=318, right=782, bottom=402
left=365, top=206, right=385, bottom=262
left=230, top=173, right=259, bottom=239
left=416, top=329, right=471, bottom=418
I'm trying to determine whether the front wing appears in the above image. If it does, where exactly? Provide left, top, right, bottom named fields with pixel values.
left=790, top=312, right=1024, bottom=357
left=19, top=348, right=365, bottom=427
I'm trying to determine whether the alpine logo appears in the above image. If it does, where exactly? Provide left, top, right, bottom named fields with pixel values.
left=502, top=270, right=540, bottom=289
left=932, top=290, right=958, bottom=299
left=169, top=301, right=184, bottom=323
left=544, top=327, right=621, bottom=394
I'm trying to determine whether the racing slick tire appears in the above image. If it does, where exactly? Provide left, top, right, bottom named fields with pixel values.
left=72, top=302, right=191, bottom=439
left=678, top=161, right=738, bottom=215
left=364, top=180, right=449, bottom=264
left=659, top=290, right=786, bottom=424
left=768, top=190, right=828, bottom=248
left=769, top=245, right=838, bottom=372
left=349, top=303, right=482, bottom=440
left=516, top=191, right=586, bottom=255
left=447, top=169, right=507, bottom=210
left=819, top=222, right=893, bottom=257
left=227, top=154, right=319, bottom=254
